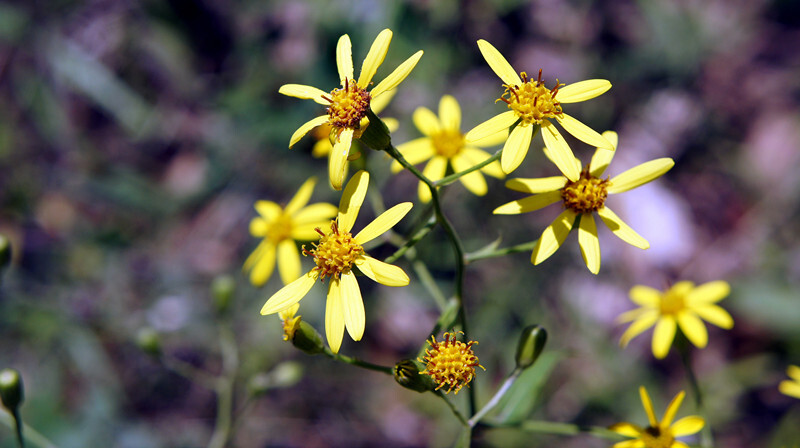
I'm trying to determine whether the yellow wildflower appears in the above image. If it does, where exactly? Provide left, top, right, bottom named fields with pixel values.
left=279, top=29, right=423, bottom=190
left=466, top=39, right=613, bottom=178
left=618, top=281, right=734, bottom=359
left=494, top=131, right=673, bottom=274
left=779, top=365, right=800, bottom=399
left=419, top=331, right=484, bottom=394
left=391, top=95, right=505, bottom=202
left=244, top=177, right=338, bottom=286
left=260, top=171, right=412, bottom=353
left=610, top=386, right=705, bottom=448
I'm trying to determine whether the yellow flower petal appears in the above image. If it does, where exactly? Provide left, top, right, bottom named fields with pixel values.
left=329, top=129, right=354, bottom=191
left=556, top=79, right=611, bottom=103
left=787, top=365, right=800, bottom=382
left=619, top=310, right=659, bottom=347
left=612, top=440, right=646, bottom=448
left=505, top=176, right=566, bottom=194
left=278, top=84, right=329, bottom=105
left=254, top=200, right=282, bottom=221
left=392, top=137, right=435, bottom=173
left=292, top=203, right=339, bottom=226
left=418, top=156, right=447, bottom=203
left=291, top=222, right=326, bottom=241
left=439, top=94, right=461, bottom=131
left=312, top=138, right=332, bottom=158
left=325, top=278, right=346, bottom=353
left=371, top=88, right=396, bottom=113
left=289, top=115, right=329, bottom=148
left=617, top=308, right=648, bottom=323
left=278, top=303, right=299, bottom=321
left=452, top=154, right=488, bottom=196
left=692, top=304, right=734, bottom=329
left=531, top=209, right=576, bottom=265
left=589, top=133, right=618, bottom=177
left=476, top=39, right=521, bottom=85
left=338, top=170, right=369, bottom=233
left=249, top=217, right=269, bottom=237
left=608, top=158, right=674, bottom=194
left=466, top=126, right=508, bottom=147
left=464, top=110, right=517, bottom=142
left=677, top=312, right=708, bottom=349
left=339, top=271, right=365, bottom=341
left=336, top=34, right=353, bottom=82
left=541, top=121, right=580, bottom=181
left=260, top=270, right=317, bottom=315
left=639, top=386, right=659, bottom=428
left=354, top=202, right=413, bottom=244
left=556, top=114, right=614, bottom=150
left=609, top=422, right=644, bottom=438
left=684, top=280, right=730, bottom=304
left=371, top=50, right=424, bottom=98
left=357, top=29, right=392, bottom=89
left=356, top=255, right=409, bottom=287
left=285, top=177, right=317, bottom=215
left=671, top=416, right=705, bottom=437
left=462, top=147, right=505, bottom=179
left=412, top=107, right=441, bottom=136
left=779, top=379, right=800, bottom=398
left=652, top=316, right=677, bottom=359
left=673, top=442, right=690, bottom=448
left=500, top=124, right=533, bottom=174
left=662, top=390, right=686, bottom=427
left=382, top=117, right=399, bottom=133
left=277, top=239, right=302, bottom=285
left=628, top=285, right=662, bottom=307
left=493, top=190, right=561, bottom=215
left=578, top=214, right=601, bottom=274
left=597, top=207, right=650, bottom=249
left=245, top=241, right=276, bottom=287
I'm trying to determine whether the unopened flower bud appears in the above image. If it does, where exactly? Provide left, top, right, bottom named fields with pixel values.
left=393, top=359, right=435, bottom=393
left=136, top=327, right=162, bottom=356
left=290, top=321, right=325, bottom=355
left=211, top=275, right=236, bottom=315
left=0, top=368, right=24, bottom=412
left=358, top=108, right=392, bottom=151
left=515, top=325, right=547, bottom=370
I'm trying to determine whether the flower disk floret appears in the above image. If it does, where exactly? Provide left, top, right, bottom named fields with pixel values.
left=419, top=331, right=485, bottom=394
left=610, top=387, right=705, bottom=448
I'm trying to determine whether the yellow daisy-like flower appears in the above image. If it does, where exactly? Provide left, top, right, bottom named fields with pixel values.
left=779, top=365, right=800, bottom=399
left=244, top=177, right=338, bottom=287
left=391, top=95, right=506, bottom=202
left=610, top=386, right=705, bottom=448
left=279, top=29, right=424, bottom=190
left=260, top=171, right=412, bottom=353
left=493, top=131, right=673, bottom=274
left=418, top=331, right=484, bottom=394
left=466, top=39, right=614, bottom=179
left=618, top=281, right=734, bottom=359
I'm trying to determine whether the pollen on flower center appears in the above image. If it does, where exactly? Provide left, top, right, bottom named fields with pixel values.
left=499, top=69, right=563, bottom=125
left=431, top=129, right=465, bottom=158
left=660, top=290, right=686, bottom=316
left=303, top=220, right=364, bottom=280
left=267, top=214, right=294, bottom=242
left=642, top=426, right=674, bottom=448
left=561, top=169, right=609, bottom=214
left=325, top=78, right=371, bottom=131
left=419, top=332, right=485, bottom=394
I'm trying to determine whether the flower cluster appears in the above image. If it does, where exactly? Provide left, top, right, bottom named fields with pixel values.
left=418, top=332, right=484, bottom=394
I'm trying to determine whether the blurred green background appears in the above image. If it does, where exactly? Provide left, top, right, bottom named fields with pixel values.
left=1, top=0, right=800, bottom=446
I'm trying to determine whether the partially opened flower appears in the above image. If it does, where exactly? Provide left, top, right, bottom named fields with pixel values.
left=244, top=177, right=338, bottom=287
left=260, top=171, right=412, bottom=353
left=610, top=386, right=705, bottom=448
left=391, top=95, right=505, bottom=202
left=779, top=365, right=800, bottom=399
left=493, top=131, right=673, bottom=274
left=279, top=29, right=423, bottom=190
left=618, top=281, right=734, bottom=359
left=466, top=39, right=613, bottom=178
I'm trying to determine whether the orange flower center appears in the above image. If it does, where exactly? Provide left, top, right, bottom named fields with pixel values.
left=660, top=290, right=686, bottom=316
left=267, top=214, right=294, bottom=242
left=500, top=69, right=563, bottom=125
left=419, top=332, right=484, bottom=394
left=642, top=426, right=675, bottom=448
left=303, top=220, right=363, bottom=280
left=325, top=78, right=371, bottom=130
left=561, top=169, right=609, bottom=214
left=431, top=129, right=465, bottom=159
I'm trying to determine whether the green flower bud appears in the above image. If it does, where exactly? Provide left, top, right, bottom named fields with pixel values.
left=515, top=325, right=547, bottom=370
left=136, top=327, right=162, bottom=356
left=358, top=108, right=392, bottom=151
left=0, top=234, right=11, bottom=272
left=248, top=361, right=303, bottom=397
left=210, top=275, right=236, bottom=315
left=393, top=359, right=436, bottom=393
left=0, top=368, right=24, bottom=412
left=290, top=321, right=325, bottom=355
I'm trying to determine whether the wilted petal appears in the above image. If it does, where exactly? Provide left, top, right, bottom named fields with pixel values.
left=278, top=84, right=329, bottom=105
left=652, top=316, right=677, bottom=359
left=531, top=209, right=576, bottom=265
left=465, top=111, right=517, bottom=142
left=608, top=158, right=674, bottom=194
left=557, top=79, right=611, bottom=103
left=289, top=116, right=329, bottom=148
left=541, top=121, right=580, bottom=181
left=476, top=40, right=521, bottom=85
left=339, top=271, right=365, bottom=341
left=336, top=34, right=353, bottom=82
left=493, top=190, right=561, bottom=215
left=501, top=124, right=533, bottom=174
left=356, top=255, right=409, bottom=286
left=578, top=214, right=601, bottom=274
left=556, top=114, right=614, bottom=150
left=677, top=312, right=708, bottom=348
left=412, top=107, right=441, bottom=136
left=439, top=94, right=461, bottom=131
left=371, top=50, right=424, bottom=98
left=597, top=207, right=649, bottom=249
left=671, top=416, right=705, bottom=437
left=358, top=29, right=392, bottom=89
left=260, top=271, right=317, bottom=315
left=277, top=239, right=302, bottom=285
left=338, top=170, right=369, bottom=233
left=355, top=202, right=413, bottom=244
left=326, top=278, right=346, bottom=353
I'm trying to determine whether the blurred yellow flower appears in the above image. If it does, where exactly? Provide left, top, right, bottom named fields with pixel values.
left=279, top=29, right=423, bottom=190
left=610, top=386, right=705, bottom=448
left=419, top=331, right=484, bottom=394
left=466, top=39, right=613, bottom=178
left=244, top=177, right=338, bottom=287
left=618, top=281, right=734, bottom=359
left=392, top=95, right=505, bottom=202
left=260, top=171, right=412, bottom=353
left=494, top=131, right=673, bottom=274
left=779, top=365, right=800, bottom=399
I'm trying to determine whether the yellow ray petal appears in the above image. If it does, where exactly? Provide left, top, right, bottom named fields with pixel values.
left=639, top=386, right=659, bottom=428
left=285, top=177, right=317, bottom=215
left=779, top=379, right=800, bottom=398
left=608, top=422, right=644, bottom=438
left=392, top=137, right=435, bottom=173
left=277, top=239, right=302, bottom=285
left=608, top=158, right=674, bottom=194
left=671, top=416, right=705, bottom=437
left=339, top=271, right=365, bottom=341
left=412, top=107, right=441, bottom=136
left=556, top=114, right=614, bottom=150
left=619, top=311, right=659, bottom=347
left=476, top=39, right=521, bottom=85
left=371, top=88, right=396, bottom=113
left=787, top=365, right=800, bottom=382
left=493, top=190, right=561, bottom=215
left=292, top=203, right=339, bottom=225
left=556, top=79, right=611, bottom=103
left=245, top=241, right=276, bottom=287
left=439, top=94, right=461, bottom=131
left=628, top=285, right=662, bottom=307
left=249, top=217, right=269, bottom=237
left=462, top=147, right=505, bottom=179
left=531, top=209, right=576, bottom=265
left=685, top=280, right=730, bottom=304
left=692, top=304, right=734, bottom=329
left=500, top=124, right=533, bottom=174
left=677, top=312, right=708, bottom=348
left=289, top=115, right=329, bottom=148
left=371, top=50, right=424, bottom=98
left=662, top=390, right=686, bottom=427
left=578, top=214, right=601, bottom=274
left=356, top=255, right=409, bottom=286
left=329, top=129, right=354, bottom=190
left=505, top=176, right=566, bottom=194
left=326, top=278, right=345, bottom=353
left=355, top=202, right=413, bottom=244
left=254, top=200, right=282, bottom=221
left=466, top=125, right=508, bottom=147
left=589, top=135, right=617, bottom=177
left=652, top=316, right=676, bottom=359
left=464, top=110, right=517, bottom=142
left=278, top=84, right=329, bottom=105
left=452, top=154, right=487, bottom=196
left=312, top=138, right=332, bottom=158
left=612, top=440, right=646, bottom=448
left=617, top=308, right=648, bottom=324
left=260, top=271, right=317, bottom=315
left=358, top=29, right=392, bottom=89
left=597, top=207, right=650, bottom=249
left=291, top=222, right=328, bottom=241
left=418, top=156, right=447, bottom=203
left=338, top=170, right=369, bottom=233
left=336, top=34, right=353, bottom=82
left=541, top=121, right=580, bottom=181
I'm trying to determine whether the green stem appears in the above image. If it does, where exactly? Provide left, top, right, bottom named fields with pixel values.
left=208, top=322, right=239, bottom=448
left=433, top=149, right=502, bottom=188
left=436, top=391, right=469, bottom=426
left=0, top=410, right=57, bottom=448
left=501, top=420, right=624, bottom=440
left=323, top=348, right=394, bottom=375
left=13, top=409, right=24, bottom=448
left=678, top=336, right=713, bottom=448
left=464, top=240, right=539, bottom=263
left=383, top=215, right=436, bottom=264
left=468, top=368, right=522, bottom=427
